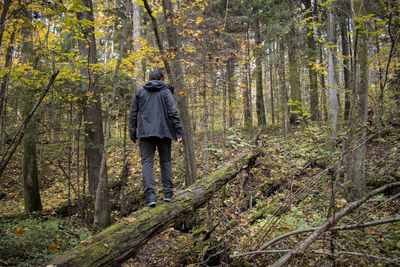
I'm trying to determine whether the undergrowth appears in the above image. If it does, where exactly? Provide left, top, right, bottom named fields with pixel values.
left=1, top=124, right=399, bottom=266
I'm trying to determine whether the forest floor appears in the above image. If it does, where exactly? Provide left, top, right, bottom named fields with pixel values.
left=0, top=124, right=399, bottom=266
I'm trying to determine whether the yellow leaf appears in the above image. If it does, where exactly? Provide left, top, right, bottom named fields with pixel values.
left=13, top=227, right=25, bottom=236
left=48, top=243, right=60, bottom=252
left=179, top=91, right=187, bottom=96
left=196, top=17, right=203, bottom=23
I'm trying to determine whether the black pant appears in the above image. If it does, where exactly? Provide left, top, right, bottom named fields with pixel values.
left=139, top=137, right=173, bottom=202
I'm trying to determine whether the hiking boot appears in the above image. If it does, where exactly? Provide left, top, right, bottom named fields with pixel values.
left=147, top=201, right=157, bottom=207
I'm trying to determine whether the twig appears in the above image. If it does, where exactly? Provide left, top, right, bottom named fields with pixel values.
left=272, top=182, right=400, bottom=267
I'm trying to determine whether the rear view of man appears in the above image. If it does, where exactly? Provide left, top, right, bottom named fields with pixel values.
left=129, top=69, right=183, bottom=207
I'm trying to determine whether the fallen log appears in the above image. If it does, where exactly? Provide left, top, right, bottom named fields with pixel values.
left=47, top=152, right=260, bottom=267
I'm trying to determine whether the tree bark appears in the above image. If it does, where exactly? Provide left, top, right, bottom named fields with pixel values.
left=95, top=1, right=131, bottom=229
left=226, top=55, right=236, bottom=128
left=0, top=29, right=15, bottom=148
left=20, top=5, right=42, bottom=213
left=243, top=26, right=252, bottom=128
left=270, top=61, right=275, bottom=124
left=344, top=0, right=369, bottom=201
left=76, top=0, right=105, bottom=203
left=0, top=0, right=11, bottom=47
left=288, top=26, right=302, bottom=124
left=278, top=40, right=289, bottom=132
left=47, top=152, right=260, bottom=267
left=326, top=5, right=338, bottom=151
left=162, top=0, right=197, bottom=186
left=338, top=1, right=351, bottom=121
left=254, top=17, right=266, bottom=125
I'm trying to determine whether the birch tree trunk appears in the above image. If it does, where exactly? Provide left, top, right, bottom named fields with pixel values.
left=326, top=5, right=338, bottom=151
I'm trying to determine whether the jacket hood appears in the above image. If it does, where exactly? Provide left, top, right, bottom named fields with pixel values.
left=143, top=80, right=169, bottom=92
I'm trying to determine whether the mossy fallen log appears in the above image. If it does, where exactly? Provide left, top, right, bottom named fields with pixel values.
left=47, top=152, right=259, bottom=267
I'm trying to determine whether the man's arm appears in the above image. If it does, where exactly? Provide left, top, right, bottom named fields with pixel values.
left=164, top=89, right=183, bottom=140
left=129, top=92, right=139, bottom=143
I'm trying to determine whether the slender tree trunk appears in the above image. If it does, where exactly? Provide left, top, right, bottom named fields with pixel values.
left=243, top=27, right=252, bottom=128
left=131, top=0, right=145, bottom=84
left=0, top=30, right=15, bottom=147
left=162, top=0, right=197, bottom=186
left=95, top=1, right=130, bottom=229
left=270, top=61, right=275, bottom=124
left=288, top=27, right=302, bottom=124
left=308, top=34, right=319, bottom=122
left=0, top=0, right=11, bottom=47
left=339, top=4, right=351, bottom=121
left=344, top=0, right=369, bottom=200
left=303, top=0, right=320, bottom=121
left=326, top=6, right=338, bottom=151
left=76, top=0, right=105, bottom=219
left=278, top=40, right=289, bottom=133
left=226, top=55, right=235, bottom=128
left=319, top=41, right=327, bottom=122
left=21, top=5, right=42, bottom=213
left=254, top=17, right=266, bottom=125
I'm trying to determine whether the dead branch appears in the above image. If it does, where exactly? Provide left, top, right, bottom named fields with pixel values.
left=270, top=182, right=400, bottom=267
left=0, top=70, right=59, bottom=177
left=232, top=249, right=396, bottom=263
left=231, top=217, right=400, bottom=257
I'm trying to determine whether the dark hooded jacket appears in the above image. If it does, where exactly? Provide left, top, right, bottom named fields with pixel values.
left=129, top=80, right=183, bottom=141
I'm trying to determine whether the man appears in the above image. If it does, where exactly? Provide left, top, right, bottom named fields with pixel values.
left=129, top=69, right=183, bottom=207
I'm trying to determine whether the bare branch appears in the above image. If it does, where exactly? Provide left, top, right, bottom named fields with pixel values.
left=0, top=70, right=59, bottom=177
left=272, top=182, right=400, bottom=267
left=233, top=249, right=396, bottom=263
left=231, top=217, right=400, bottom=258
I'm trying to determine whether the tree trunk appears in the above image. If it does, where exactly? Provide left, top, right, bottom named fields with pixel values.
left=47, top=152, right=260, bottom=267
left=326, top=6, right=338, bottom=151
left=95, top=1, right=130, bottom=229
left=343, top=0, right=369, bottom=201
left=76, top=0, right=105, bottom=215
left=0, top=0, right=11, bottom=47
left=303, top=0, right=320, bottom=122
left=288, top=26, right=302, bottom=124
left=254, top=17, right=266, bottom=125
left=243, top=27, right=252, bottom=128
left=20, top=5, right=42, bottom=213
left=131, top=0, right=145, bottom=84
left=307, top=33, right=319, bottom=122
left=278, top=40, right=289, bottom=133
left=226, top=54, right=235, bottom=128
left=0, top=30, right=15, bottom=147
left=339, top=2, right=351, bottom=121
left=270, top=61, right=275, bottom=124
left=162, top=0, right=197, bottom=186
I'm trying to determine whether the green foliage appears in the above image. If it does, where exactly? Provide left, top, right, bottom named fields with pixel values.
left=227, top=128, right=251, bottom=148
left=0, top=216, right=90, bottom=267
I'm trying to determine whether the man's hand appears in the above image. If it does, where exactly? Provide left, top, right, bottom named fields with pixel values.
left=177, top=137, right=182, bottom=143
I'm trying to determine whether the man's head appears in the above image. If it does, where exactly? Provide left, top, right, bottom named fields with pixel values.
left=149, top=69, right=164, bottom=81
